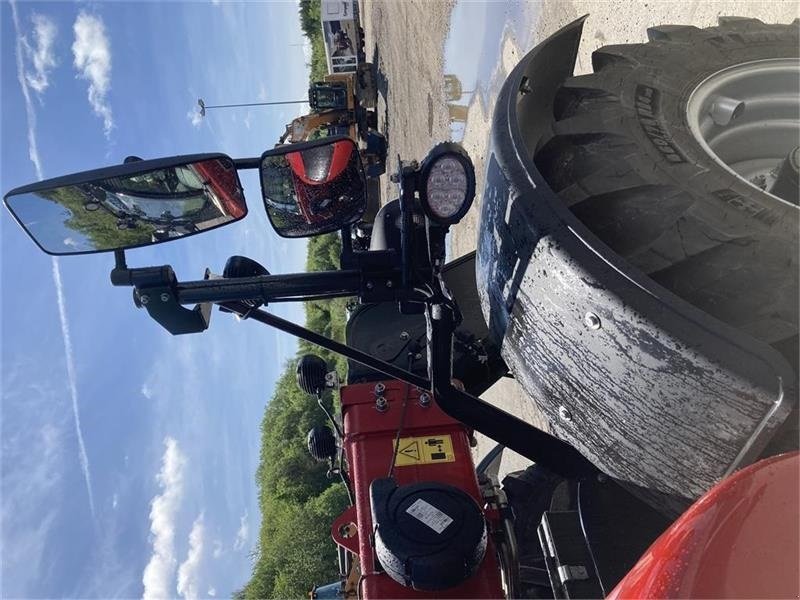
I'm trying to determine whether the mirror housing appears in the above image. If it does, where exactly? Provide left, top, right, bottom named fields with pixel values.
left=259, top=137, right=367, bottom=238
left=3, top=153, right=247, bottom=255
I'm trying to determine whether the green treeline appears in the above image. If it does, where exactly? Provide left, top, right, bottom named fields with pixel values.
left=299, top=0, right=329, bottom=84
left=237, top=233, right=351, bottom=599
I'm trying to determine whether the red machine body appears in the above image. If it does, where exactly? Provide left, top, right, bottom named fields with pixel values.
left=609, top=451, right=800, bottom=599
left=286, top=141, right=354, bottom=224
left=331, top=380, right=504, bottom=599
left=192, top=159, right=246, bottom=218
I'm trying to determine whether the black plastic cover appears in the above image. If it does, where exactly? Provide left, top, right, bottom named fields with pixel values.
left=370, top=477, right=487, bottom=591
left=307, top=426, right=337, bottom=462
left=296, top=354, right=328, bottom=395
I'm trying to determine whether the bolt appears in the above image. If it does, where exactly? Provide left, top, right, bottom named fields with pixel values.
left=385, top=280, right=393, bottom=288
left=366, top=281, right=374, bottom=290
left=558, top=405, right=572, bottom=422
left=139, top=294, right=150, bottom=305
left=399, top=331, right=410, bottom=341
left=584, top=312, right=601, bottom=330
left=160, top=293, right=170, bottom=303
left=375, top=396, right=388, bottom=412
left=374, top=382, right=385, bottom=394
left=419, top=393, right=431, bottom=407
left=414, top=353, right=422, bottom=360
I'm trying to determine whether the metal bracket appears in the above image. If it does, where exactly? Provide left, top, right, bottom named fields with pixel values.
left=557, top=565, right=589, bottom=584
left=135, top=286, right=211, bottom=335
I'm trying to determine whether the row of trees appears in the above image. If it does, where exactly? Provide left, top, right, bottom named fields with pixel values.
left=236, top=233, right=351, bottom=599
left=299, top=0, right=331, bottom=84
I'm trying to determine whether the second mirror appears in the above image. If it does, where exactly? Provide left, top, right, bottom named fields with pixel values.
left=260, top=137, right=366, bottom=238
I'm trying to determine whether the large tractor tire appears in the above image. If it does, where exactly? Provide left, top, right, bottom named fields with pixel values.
left=535, top=18, right=799, bottom=375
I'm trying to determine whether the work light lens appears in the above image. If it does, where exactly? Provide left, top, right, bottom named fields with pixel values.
left=425, top=157, right=469, bottom=220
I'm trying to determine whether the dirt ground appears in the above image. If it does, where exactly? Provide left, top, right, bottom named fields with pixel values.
left=359, top=0, right=799, bottom=478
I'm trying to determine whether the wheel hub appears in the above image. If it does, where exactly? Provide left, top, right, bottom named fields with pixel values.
left=686, top=58, right=800, bottom=206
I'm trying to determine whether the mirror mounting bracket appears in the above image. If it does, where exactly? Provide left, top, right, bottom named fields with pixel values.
left=110, top=251, right=211, bottom=334
left=134, top=284, right=211, bottom=335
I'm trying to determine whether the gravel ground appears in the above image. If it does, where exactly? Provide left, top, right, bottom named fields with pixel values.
left=360, top=0, right=799, bottom=479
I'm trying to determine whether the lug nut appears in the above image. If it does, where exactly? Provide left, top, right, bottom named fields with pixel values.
left=374, top=382, right=385, bottom=394
left=375, top=396, right=388, bottom=412
left=419, top=393, right=431, bottom=407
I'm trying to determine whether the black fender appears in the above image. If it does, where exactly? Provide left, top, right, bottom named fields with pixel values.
left=477, top=17, right=794, bottom=503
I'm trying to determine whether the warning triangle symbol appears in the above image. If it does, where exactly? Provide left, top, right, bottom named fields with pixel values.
left=399, top=441, right=420, bottom=461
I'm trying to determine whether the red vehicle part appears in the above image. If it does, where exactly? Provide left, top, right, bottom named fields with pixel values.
left=286, top=141, right=353, bottom=185
left=286, top=142, right=355, bottom=224
left=192, top=159, right=246, bottom=218
left=331, top=381, right=504, bottom=599
left=609, top=451, right=800, bottom=599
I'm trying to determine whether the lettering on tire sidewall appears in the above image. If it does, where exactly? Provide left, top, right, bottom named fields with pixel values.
left=635, top=85, right=686, bottom=164
left=711, top=188, right=780, bottom=225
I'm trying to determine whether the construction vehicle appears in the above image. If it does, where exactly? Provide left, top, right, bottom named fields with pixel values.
left=281, top=68, right=383, bottom=168
left=281, top=68, right=385, bottom=229
left=4, top=15, right=798, bottom=600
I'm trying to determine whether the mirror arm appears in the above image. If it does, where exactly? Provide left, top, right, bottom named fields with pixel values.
left=176, top=270, right=365, bottom=304
left=398, top=160, right=417, bottom=289
left=232, top=157, right=262, bottom=170
left=110, top=250, right=131, bottom=285
left=339, top=226, right=354, bottom=269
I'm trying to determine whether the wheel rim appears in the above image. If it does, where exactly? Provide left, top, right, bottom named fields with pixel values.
left=686, top=58, right=800, bottom=206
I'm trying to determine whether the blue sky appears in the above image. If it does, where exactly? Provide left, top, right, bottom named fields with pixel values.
left=1, top=1, right=313, bottom=597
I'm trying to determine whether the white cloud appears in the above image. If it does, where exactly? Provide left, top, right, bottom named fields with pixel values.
left=23, top=14, right=57, bottom=94
left=141, top=382, right=154, bottom=399
left=232, top=511, right=248, bottom=551
left=187, top=106, right=203, bottom=128
left=177, top=513, right=205, bottom=600
left=212, top=539, right=223, bottom=559
left=142, top=437, right=187, bottom=600
left=10, top=0, right=43, bottom=179
left=72, top=12, right=113, bottom=136
left=52, top=257, right=96, bottom=518
left=207, top=588, right=216, bottom=597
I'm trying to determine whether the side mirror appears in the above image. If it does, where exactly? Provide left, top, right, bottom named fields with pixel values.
left=259, top=137, right=367, bottom=238
left=3, top=154, right=247, bottom=255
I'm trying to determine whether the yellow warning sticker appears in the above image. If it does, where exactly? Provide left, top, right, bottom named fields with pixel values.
left=394, top=434, right=456, bottom=467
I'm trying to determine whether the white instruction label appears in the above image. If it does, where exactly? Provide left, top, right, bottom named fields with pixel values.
left=405, top=499, right=453, bottom=534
